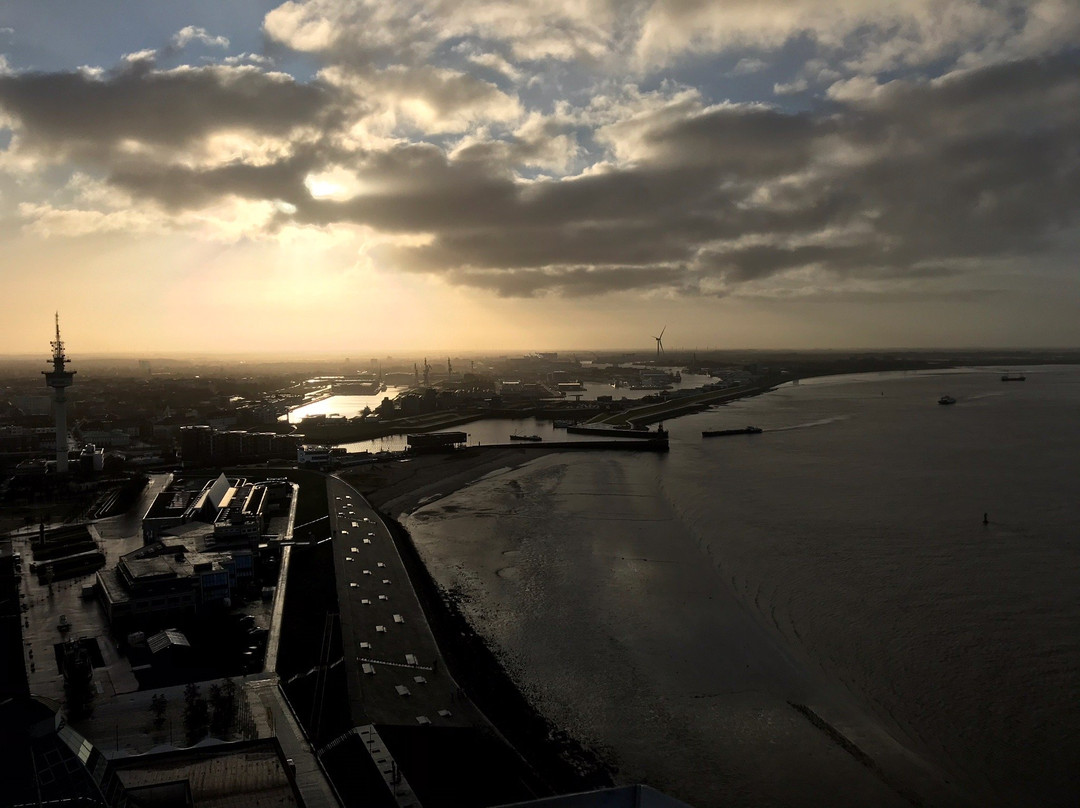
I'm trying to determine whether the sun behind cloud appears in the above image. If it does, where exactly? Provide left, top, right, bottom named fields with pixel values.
left=0, top=1, right=1078, bottom=353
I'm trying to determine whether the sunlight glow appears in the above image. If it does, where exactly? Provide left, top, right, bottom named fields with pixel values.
left=304, top=167, right=366, bottom=200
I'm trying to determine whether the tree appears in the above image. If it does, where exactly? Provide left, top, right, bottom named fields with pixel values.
left=183, top=683, right=209, bottom=745
left=209, top=678, right=239, bottom=739
left=61, top=642, right=95, bottom=721
left=150, top=693, right=167, bottom=730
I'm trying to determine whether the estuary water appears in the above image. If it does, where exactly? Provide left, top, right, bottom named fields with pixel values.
left=403, top=367, right=1080, bottom=807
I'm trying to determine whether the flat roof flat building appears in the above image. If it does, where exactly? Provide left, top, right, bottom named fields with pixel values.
left=97, top=536, right=253, bottom=627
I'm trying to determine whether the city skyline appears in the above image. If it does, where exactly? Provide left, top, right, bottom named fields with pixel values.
left=2, top=1, right=1079, bottom=355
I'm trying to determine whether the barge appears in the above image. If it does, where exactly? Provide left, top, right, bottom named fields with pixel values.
left=702, top=426, right=763, bottom=437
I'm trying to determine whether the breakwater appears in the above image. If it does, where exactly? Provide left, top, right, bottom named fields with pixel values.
left=482, top=439, right=668, bottom=452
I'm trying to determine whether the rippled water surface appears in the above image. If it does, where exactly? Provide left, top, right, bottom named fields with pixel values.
left=404, top=367, right=1080, bottom=807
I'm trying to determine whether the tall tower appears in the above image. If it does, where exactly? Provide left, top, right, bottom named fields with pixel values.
left=43, top=313, right=76, bottom=473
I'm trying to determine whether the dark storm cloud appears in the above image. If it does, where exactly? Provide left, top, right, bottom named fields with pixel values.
left=368, top=52, right=1076, bottom=296
left=3, top=47, right=1078, bottom=298
left=108, top=154, right=319, bottom=210
left=0, top=60, right=338, bottom=157
left=445, top=264, right=693, bottom=297
left=638, top=104, right=826, bottom=172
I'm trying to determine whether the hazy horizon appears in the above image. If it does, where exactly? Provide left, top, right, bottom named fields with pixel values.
left=3, top=344, right=1079, bottom=366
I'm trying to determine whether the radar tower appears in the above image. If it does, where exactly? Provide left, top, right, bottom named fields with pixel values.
left=42, top=313, right=76, bottom=473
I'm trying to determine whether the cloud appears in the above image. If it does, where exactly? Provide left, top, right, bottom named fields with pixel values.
left=172, top=26, right=231, bottom=50
left=260, top=0, right=1079, bottom=79
left=222, top=53, right=274, bottom=67
left=0, top=62, right=339, bottom=169
left=2, top=21, right=1078, bottom=302
left=263, top=0, right=624, bottom=66
left=360, top=53, right=1080, bottom=297
left=634, top=0, right=1080, bottom=73
left=729, top=57, right=767, bottom=76
left=456, top=46, right=524, bottom=83
left=773, top=78, right=808, bottom=95
left=318, top=63, right=523, bottom=134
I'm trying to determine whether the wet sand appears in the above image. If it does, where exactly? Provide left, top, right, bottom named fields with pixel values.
left=345, top=446, right=564, bottom=517
left=342, top=449, right=620, bottom=795
left=398, top=453, right=977, bottom=807
left=344, top=450, right=968, bottom=806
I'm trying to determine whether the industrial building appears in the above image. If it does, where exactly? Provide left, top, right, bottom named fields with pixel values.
left=96, top=535, right=254, bottom=627
left=94, top=473, right=284, bottom=628
left=141, top=473, right=273, bottom=544
left=0, top=695, right=303, bottom=807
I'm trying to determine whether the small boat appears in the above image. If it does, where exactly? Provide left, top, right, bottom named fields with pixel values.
left=938, top=395, right=957, bottom=405
left=702, top=426, right=763, bottom=437
left=1001, top=374, right=1026, bottom=382
left=510, top=434, right=543, bottom=442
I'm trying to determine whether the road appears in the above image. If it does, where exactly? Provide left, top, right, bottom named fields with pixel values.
left=326, top=475, right=481, bottom=729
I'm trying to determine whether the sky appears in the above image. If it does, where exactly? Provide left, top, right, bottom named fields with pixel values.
left=1, top=0, right=1078, bottom=356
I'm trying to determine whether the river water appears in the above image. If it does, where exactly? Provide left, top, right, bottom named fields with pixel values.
left=402, top=367, right=1080, bottom=807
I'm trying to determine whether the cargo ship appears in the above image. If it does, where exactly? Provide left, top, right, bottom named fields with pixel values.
left=702, top=426, right=763, bottom=437
left=1001, top=374, right=1026, bottom=382
left=510, top=434, right=543, bottom=442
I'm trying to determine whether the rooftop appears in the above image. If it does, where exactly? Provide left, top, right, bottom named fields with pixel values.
left=111, top=740, right=302, bottom=808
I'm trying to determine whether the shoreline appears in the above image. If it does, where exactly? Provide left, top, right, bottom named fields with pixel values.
left=340, top=367, right=999, bottom=806
left=376, top=507, right=616, bottom=794
left=334, top=379, right=791, bottom=798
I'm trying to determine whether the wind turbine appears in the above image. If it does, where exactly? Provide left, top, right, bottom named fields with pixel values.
left=654, top=326, right=666, bottom=358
